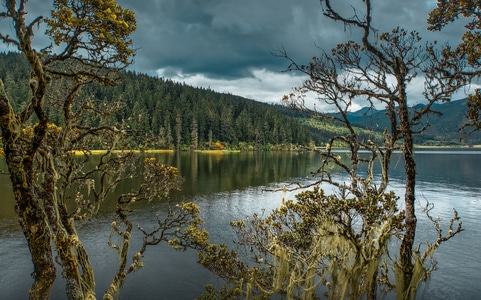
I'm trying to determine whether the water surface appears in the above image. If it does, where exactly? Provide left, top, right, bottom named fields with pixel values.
left=0, top=150, right=479, bottom=299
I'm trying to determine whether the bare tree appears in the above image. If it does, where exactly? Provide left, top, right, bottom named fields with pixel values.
left=190, top=1, right=467, bottom=298
left=279, top=0, right=466, bottom=298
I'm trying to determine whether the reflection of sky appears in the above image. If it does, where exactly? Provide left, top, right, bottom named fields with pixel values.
left=408, top=151, right=481, bottom=189
left=333, top=149, right=481, bottom=190
left=1, top=151, right=480, bottom=299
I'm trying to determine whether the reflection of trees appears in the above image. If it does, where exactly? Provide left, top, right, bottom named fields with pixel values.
left=193, top=0, right=466, bottom=298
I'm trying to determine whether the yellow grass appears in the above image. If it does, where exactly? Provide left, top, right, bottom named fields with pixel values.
left=142, top=149, right=175, bottom=153
left=72, top=149, right=245, bottom=156
left=194, top=150, right=241, bottom=154
left=73, top=149, right=174, bottom=155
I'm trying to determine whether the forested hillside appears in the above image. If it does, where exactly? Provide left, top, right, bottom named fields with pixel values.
left=0, top=52, right=316, bottom=150
left=2, top=51, right=476, bottom=149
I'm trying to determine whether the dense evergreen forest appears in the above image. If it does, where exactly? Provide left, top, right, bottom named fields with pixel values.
left=0, top=52, right=316, bottom=150
left=1, top=52, right=476, bottom=149
left=94, top=72, right=316, bottom=149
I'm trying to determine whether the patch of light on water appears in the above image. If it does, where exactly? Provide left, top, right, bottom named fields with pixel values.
left=197, top=175, right=481, bottom=300
left=1, top=151, right=480, bottom=299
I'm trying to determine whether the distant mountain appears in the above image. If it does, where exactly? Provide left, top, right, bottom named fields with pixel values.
left=346, top=99, right=481, bottom=145
left=346, top=106, right=378, bottom=123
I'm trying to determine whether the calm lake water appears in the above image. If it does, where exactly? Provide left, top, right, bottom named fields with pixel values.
left=0, top=150, right=480, bottom=299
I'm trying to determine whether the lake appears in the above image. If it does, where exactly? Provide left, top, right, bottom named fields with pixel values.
left=0, top=150, right=480, bottom=299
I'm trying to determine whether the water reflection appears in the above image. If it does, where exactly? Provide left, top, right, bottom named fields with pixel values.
left=167, top=151, right=321, bottom=196
left=0, top=150, right=480, bottom=299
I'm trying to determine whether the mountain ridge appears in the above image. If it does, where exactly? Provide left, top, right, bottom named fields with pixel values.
left=345, top=99, right=481, bottom=145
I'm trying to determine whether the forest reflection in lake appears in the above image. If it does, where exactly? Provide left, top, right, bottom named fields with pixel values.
left=0, top=150, right=480, bottom=299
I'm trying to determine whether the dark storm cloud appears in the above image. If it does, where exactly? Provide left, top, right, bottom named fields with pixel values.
left=118, top=0, right=331, bottom=78
left=0, top=1, right=470, bottom=105
left=116, top=0, right=466, bottom=79
left=2, top=1, right=466, bottom=79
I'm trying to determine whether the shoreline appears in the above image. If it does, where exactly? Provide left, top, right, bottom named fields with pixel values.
left=72, top=145, right=481, bottom=155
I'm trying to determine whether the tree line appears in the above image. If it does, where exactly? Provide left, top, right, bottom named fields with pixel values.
left=0, top=52, right=315, bottom=150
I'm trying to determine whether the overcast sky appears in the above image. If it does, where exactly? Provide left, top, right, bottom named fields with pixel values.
left=1, top=1, right=473, bottom=110
left=114, top=0, right=471, bottom=110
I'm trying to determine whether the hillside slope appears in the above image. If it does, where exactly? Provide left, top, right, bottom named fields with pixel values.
left=0, top=52, right=315, bottom=149
left=2, top=52, right=478, bottom=148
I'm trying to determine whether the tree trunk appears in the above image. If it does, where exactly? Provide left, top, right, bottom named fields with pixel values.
left=42, top=159, right=96, bottom=299
left=398, top=103, right=417, bottom=299
left=366, top=268, right=378, bottom=300
left=10, top=153, right=57, bottom=299
left=1, top=94, right=56, bottom=299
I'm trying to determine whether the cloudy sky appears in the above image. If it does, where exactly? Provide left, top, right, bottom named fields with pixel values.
left=1, top=1, right=472, bottom=110
left=113, top=0, right=471, bottom=109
